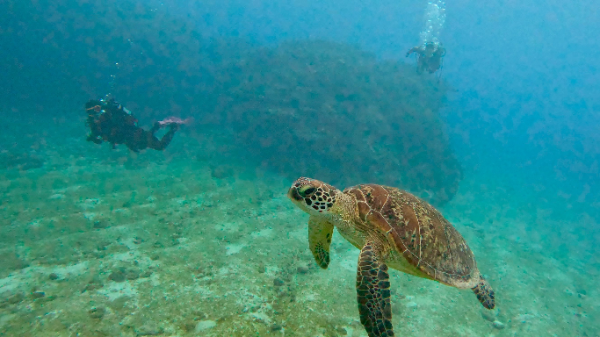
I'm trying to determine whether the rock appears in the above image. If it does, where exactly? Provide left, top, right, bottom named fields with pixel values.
left=151, top=254, right=160, bottom=261
left=195, top=320, right=217, bottom=332
left=108, top=296, right=131, bottom=310
left=7, top=293, right=25, bottom=304
left=93, top=220, right=110, bottom=229
left=82, top=278, right=104, bottom=292
left=39, top=295, right=57, bottom=302
left=31, top=291, right=45, bottom=298
left=273, top=278, right=285, bottom=287
left=136, top=323, right=163, bottom=336
left=481, top=308, right=500, bottom=322
left=124, top=269, right=140, bottom=280
left=405, top=301, right=418, bottom=309
left=89, top=306, right=106, bottom=319
left=336, top=327, right=348, bottom=335
left=48, top=273, right=59, bottom=280
left=257, top=264, right=266, bottom=273
left=492, top=320, right=505, bottom=330
left=296, top=265, right=309, bottom=274
left=109, top=271, right=126, bottom=282
left=271, top=324, right=283, bottom=331
left=182, top=321, right=196, bottom=332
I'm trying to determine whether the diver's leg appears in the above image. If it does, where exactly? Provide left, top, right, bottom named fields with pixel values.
left=417, top=58, right=425, bottom=74
left=148, top=126, right=178, bottom=151
left=125, top=143, right=140, bottom=153
left=150, top=122, right=161, bottom=134
left=125, top=129, right=147, bottom=152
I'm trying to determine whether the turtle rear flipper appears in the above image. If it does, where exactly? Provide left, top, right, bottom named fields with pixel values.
left=472, top=277, right=495, bottom=309
left=308, top=216, right=334, bottom=269
left=357, top=240, right=394, bottom=337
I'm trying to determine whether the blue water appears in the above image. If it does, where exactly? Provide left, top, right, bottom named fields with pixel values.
left=0, top=1, right=598, bottom=336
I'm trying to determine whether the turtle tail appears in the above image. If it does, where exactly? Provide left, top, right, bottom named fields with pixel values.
left=472, top=277, right=495, bottom=309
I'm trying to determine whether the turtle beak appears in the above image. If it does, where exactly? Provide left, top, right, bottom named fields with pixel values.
left=288, top=187, right=303, bottom=201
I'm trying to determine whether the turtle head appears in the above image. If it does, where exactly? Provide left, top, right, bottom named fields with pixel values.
left=288, top=177, right=338, bottom=216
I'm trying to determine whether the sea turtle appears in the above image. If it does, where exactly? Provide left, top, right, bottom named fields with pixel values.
left=287, top=177, right=495, bottom=337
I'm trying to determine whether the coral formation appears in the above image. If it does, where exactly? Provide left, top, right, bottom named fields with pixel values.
left=203, top=40, right=462, bottom=205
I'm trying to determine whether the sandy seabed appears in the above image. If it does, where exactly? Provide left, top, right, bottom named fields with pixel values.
left=0, top=151, right=597, bottom=337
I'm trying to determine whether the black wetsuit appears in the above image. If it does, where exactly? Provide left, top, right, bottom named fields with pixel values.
left=85, top=98, right=178, bottom=152
left=406, top=44, right=446, bottom=74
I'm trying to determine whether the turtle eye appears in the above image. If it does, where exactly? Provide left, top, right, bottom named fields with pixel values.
left=299, top=186, right=316, bottom=197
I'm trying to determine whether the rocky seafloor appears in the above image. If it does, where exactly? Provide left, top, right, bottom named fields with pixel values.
left=0, top=150, right=597, bottom=337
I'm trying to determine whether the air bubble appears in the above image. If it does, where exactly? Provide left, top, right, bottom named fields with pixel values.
left=419, top=0, right=446, bottom=47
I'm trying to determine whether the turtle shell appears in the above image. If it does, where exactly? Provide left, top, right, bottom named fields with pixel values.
left=344, top=184, right=477, bottom=286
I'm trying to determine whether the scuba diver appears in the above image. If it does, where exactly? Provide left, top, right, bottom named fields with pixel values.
left=406, top=41, right=446, bottom=74
left=84, top=95, right=187, bottom=152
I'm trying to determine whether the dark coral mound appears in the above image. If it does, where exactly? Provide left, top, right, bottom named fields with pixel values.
left=205, top=41, right=462, bottom=204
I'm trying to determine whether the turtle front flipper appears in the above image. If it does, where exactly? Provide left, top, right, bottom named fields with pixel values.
left=472, top=277, right=495, bottom=309
left=308, top=216, right=334, bottom=269
left=357, top=240, right=394, bottom=337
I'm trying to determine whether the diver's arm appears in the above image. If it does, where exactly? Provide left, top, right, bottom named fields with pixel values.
left=406, top=47, right=422, bottom=57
